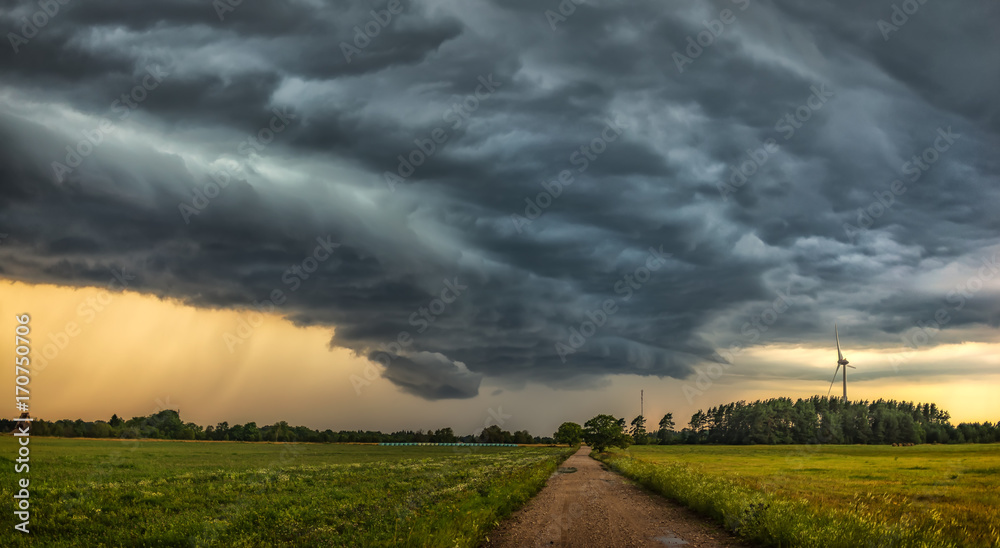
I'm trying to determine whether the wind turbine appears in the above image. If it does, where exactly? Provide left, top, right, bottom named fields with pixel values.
left=827, top=324, right=855, bottom=402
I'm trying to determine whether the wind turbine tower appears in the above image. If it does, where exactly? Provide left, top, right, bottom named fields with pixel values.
left=828, top=324, right=855, bottom=402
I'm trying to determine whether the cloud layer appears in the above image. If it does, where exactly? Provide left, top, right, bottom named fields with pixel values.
left=1, top=0, right=998, bottom=399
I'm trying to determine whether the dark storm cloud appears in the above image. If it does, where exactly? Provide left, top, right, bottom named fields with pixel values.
left=1, top=0, right=998, bottom=399
left=375, top=351, right=483, bottom=400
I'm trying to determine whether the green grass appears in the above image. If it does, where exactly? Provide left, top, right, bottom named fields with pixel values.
left=0, top=437, right=574, bottom=547
left=598, top=444, right=1000, bottom=548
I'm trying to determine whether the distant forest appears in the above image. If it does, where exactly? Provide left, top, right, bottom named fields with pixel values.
left=2, top=410, right=549, bottom=444
left=5, top=397, right=998, bottom=446
left=662, top=397, right=1000, bottom=445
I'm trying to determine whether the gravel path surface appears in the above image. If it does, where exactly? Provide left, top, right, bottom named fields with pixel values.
left=482, top=446, right=749, bottom=548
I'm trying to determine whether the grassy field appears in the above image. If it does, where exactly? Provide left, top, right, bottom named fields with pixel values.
left=0, top=437, right=573, bottom=547
left=600, top=444, right=1000, bottom=548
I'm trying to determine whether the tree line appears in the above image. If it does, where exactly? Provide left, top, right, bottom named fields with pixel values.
left=550, top=397, right=998, bottom=452
left=1, top=410, right=554, bottom=444
left=8, top=397, right=997, bottom=448
left=628, top=397, right=998, bottom=446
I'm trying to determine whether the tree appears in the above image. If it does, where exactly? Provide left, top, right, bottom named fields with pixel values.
left=183, top=422, right=203, bottom=440
left=513, top=430, right=534, bottom=444
left=689, top=410, right=706, bottom=433
left=479, top=425, right=507, bottom=443
left=87, top=421, right=111, bottom=438
left=432, top=427, right=457, bottom=443
left=554, top=422, right=583, bottom=445
left=657, top=413, right=675, bottom=443
left=583, top=414, right=632, bottom=452
left=630, top=415, right=648, bottom=444
left=244, top=422, right=261, bottom=442
left=687, top=410, right=709, bottom=443
left=266, top=421, right=291, bottom=442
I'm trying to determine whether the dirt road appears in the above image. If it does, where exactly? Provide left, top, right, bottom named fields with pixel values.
left=482, top=446, right=748, bottom=548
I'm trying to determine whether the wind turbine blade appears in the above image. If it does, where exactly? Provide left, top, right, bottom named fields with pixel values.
left=836, top=324, right=843, bottom=361
left=827, top=363, right=841, bottom=395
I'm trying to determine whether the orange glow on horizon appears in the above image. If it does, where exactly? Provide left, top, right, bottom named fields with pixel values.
left=1, top=280, right=997, bottom=432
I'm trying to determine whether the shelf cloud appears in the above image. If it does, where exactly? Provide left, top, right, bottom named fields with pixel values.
left=1, top=0, right=998, bottom=400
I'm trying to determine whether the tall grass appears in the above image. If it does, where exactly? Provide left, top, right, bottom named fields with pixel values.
left=404, top=448, right=576, bottom=547
left=0, top=438, right=575, bottom=547
left=597, top=452, right=973, bottom=548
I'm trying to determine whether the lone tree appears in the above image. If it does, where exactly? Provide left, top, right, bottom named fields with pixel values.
left=554, top=422, right=583, bottom=445
left=583, top=414, right=632, bottom=452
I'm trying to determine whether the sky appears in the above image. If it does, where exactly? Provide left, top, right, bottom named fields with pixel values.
left=0, top=0, right=998, bottom=435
